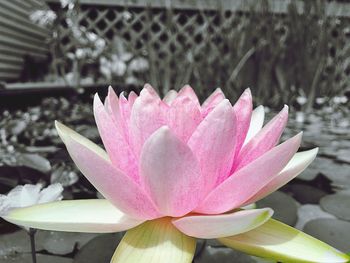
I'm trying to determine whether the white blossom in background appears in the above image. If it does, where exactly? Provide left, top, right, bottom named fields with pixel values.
left=129, top=57, right=149, bottom=72
left=111, top=59, right=127, bottom=76
left=60, top=0, right=75, bottom=9
left=99, top=55, right=127, bottom=80
left=119, top=52, right=133, bottom=61
left=333, top=96, right=348, bottom=104
left=125, top=76, right=139, bottom=85
left=122, top=11, right=132, bottom=21
left=316, top=97, right=326, bottom=105
left=30, top=10, right=57, bottom=27
left=296, top=96, right=307, bottom=106
left=295, top=111, right=305, bottom=123
left=99, top=57, right=113, bottom=81
left=0, top=183, right=63, bottom=217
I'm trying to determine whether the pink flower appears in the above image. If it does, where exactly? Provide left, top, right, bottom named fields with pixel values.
left=3, top=85, right=349, bottom=263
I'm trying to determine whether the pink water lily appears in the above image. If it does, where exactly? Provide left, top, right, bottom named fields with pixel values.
left=3, top=85, right=349, bottom=263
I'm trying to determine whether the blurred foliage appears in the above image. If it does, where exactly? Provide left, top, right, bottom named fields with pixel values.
left=29, top=0, right=350, bottom=108
left=0, top=96, right=99, bottom=197
left=30, top=0, right=149, bottom=89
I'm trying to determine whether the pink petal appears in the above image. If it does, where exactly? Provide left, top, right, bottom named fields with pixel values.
left=201, top=88, right=225, bottom=111
left=243, top=105, right=265, bottom=146
left=167, top=96, right=202, bottom=142
left=177, top=85, right=200, bottom=106
left=188, top=100, right=237, bottom=192
left=55, top=122, right=159, bottom=220
left=144, top=83, right=161, bottom=99
left=104, top=86, right=120, bottom=124
left=195, top=133, right=302, bottom=214
left=118, top=93, right=133, bottom=143
left=140, top=127, right=204, bottom=217
left=106, top=89, right=136, bottom=143
left=128, top=91, right=138, bottom=106
left=232, top=88, right=253, bottom=158
left=118, top=93, right=132, bottom=134
left=172, top=208, right=273, bottom=239
left=244, top=148, right=318, bottom=205
left=233, top=105, right=288, bottom=172
left=93, top=94, right=138, bottom=181
left=163, top=90, right=178, bottom=105
left=129, top=88, right=167, bottom=158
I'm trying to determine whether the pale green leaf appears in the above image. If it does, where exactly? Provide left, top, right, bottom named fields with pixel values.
left=112, top=217, right=196, bottom=263
left=3, top=199, right=143, bottom=233
left=218, top=219, right=350, bottom=263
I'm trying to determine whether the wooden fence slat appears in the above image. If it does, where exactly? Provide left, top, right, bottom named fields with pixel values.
left=0, top=63, right=22, bottom=72
left=0, top=35, right=48, bottom=54
left=0, top=15, right=48, bottom=39
left=0, top=25, right=48, bottom=48
left=28, top=0, right=48, bottom=8
left=0, top=72, right=20, bottom=80
left=0, top=54, right=23, bottom=65
left=0, top=1, right=32, bottom=18
left=0, top=4, right=50, bottom=35
left=0, top=46, right=47, bottom=60
left=11, top=0, right=37, bottom=11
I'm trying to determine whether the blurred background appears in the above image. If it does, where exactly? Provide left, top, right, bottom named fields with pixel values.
left=0, top=0, right=349, bottom=262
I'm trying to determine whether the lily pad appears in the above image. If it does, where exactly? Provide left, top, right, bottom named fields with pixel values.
left=300, top=157, right=350, bottom=189
left=256, top=191, right=298, bottom=226
left=303, top=218, right=350, bottom=253
left=320, top=194, right=350, bottom=221
left=295, top=204, right=335, bottom=230
left=323, top=165, right=350, bottom=190
left=195, top=246, right=255, bottom=263
left=42, top=231, right=98, bottom=255
left=0, top=230, right=46, bottom=257
left=205, top=239, right=225, bottom=248
left=50, top=165, right=79, bottom=187
left=17, top=154, right=51, bottom=174
left=74, top=233, right=123, bottom=263
left=336, top=149, right=350, bottom=164
left=297, top=157, right=331, bottom=181
left=74, top=125, right=99, bottom=141
left=284, top=184, right=327, bottom=204
left=0, top=253, right=72, bottom=263
left=8, top=120, right=27, bottom=135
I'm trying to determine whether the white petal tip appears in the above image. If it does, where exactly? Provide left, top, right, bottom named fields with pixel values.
left=55, top=121, right=69, bottom=142
left=107, top=86, right=115, bottom=94
left=219, top=99, right=233, bottom=108
left=93, top=93, right=103, bottom=106
left=215, top=87, right=223, bottom=93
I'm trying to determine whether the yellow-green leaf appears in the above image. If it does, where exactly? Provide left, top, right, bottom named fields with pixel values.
left=112, top=217, right=196, bottom=263
left=3, top=199, right=143, bottom=233
left=218, top=219, right=350, bottom=263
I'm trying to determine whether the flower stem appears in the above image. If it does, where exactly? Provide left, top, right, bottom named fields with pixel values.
left=29, top=228, right=37, bottom=263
